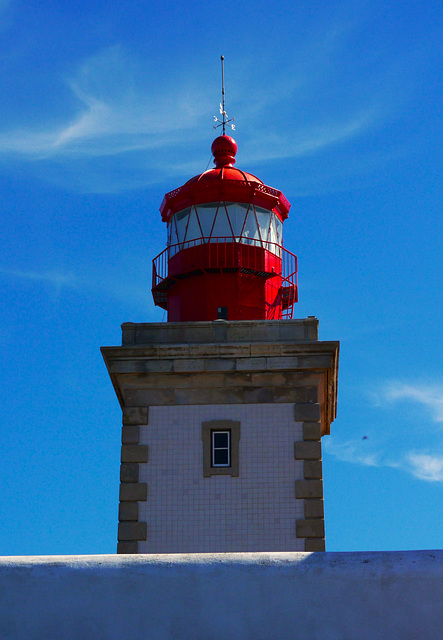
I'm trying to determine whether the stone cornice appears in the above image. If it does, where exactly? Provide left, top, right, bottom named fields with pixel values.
left=101, top=340, right=339, bottom=364
left=101, top=327, right=339, bottom=435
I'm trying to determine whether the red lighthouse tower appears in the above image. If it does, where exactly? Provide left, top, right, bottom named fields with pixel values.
left=152, top=134, right=297, bottom=321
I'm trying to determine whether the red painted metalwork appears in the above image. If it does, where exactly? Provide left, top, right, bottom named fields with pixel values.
left=152, top=135, right=297, bottom=321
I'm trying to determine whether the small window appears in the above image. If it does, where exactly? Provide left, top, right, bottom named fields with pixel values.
left=202, top=420, right=240, bottom=477
left=212, top=430, right=230, bottom=467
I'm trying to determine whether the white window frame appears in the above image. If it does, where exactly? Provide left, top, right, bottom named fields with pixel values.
left=211, top=430, right=231, bottom=467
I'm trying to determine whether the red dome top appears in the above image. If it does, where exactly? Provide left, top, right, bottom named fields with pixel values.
left=159, top=136, right=290, bottom=222
left=211, top=135, right=238, bottom=168
left=187, top=135, right=263, bottom=186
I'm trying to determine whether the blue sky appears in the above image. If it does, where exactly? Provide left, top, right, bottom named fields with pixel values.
left=0, top=0, right=442, bottom=554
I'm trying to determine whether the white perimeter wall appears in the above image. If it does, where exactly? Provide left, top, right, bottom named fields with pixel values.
left=0, top=551, right=442, bottom=640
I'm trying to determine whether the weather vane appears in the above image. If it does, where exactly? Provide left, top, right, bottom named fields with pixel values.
left=213, top=55, right=235, bottom=134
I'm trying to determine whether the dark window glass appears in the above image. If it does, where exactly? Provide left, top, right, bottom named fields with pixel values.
left=213, top=432, right=229, bottom=448
left=213, top=449, right=229, bottom=465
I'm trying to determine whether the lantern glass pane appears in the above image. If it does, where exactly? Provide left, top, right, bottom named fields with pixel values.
left=169, top=217, right=179, bottom=246
left=225, top=202, right=249, bottom=239
left=269, top=213, right=278, bottom=247
left=185, top=207, right=202, bottom=243
left=195, top=203, right=218, bottom=238
left=175, top=207, right=190, bottom=242
left=255, top=207, right=271, bottom=244
left=210, top=206, right=232, bottom=239
left=275, top=215, right=283, bottom=244
left=243, top=209, right=261, bottom=246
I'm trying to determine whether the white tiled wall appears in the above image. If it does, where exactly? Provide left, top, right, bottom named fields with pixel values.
left=138, top=403, right=304, bottom=553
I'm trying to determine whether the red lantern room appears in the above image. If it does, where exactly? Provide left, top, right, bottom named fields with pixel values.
left=152, top=134, right=297, bottom=322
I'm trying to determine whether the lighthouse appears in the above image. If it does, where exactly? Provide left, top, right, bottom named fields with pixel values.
left=102, top=118, right=339, bottom=555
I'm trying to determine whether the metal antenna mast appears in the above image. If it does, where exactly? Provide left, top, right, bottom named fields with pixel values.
left=221, top=55, right=226, bottom=134
left=213, top=55, right=235, bottom=133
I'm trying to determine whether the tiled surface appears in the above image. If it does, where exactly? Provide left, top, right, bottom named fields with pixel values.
left=138, top=403, right=304, bottom=553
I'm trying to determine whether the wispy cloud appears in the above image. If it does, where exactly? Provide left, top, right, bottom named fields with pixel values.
left=323, top=439, right=381, bottom=467
left=0, top=0, right=432, bottom=195
left=0, top=32, right=395, bottom=192
left=325, top=380, right=443, bottom=482
left=406, top=453, right=443, bottom=482
left=243, top=108, right=379, bottom=166
left=381, top=382, right=443, bottom=424
left=0, top=46, right=212, bottom=162
left=0, top=267, right=80, bottom=292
